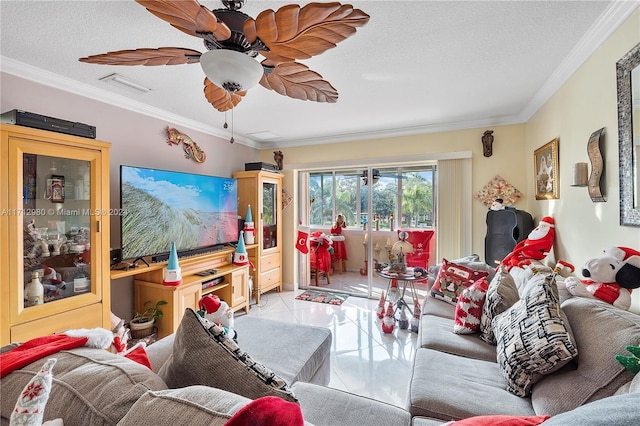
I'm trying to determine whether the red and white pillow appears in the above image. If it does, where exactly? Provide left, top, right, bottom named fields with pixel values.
left=431, top=258, right=490, bottom=305
left=454, top=277, right=489, bottom=334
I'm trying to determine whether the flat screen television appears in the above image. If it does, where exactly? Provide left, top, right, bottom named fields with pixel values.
left=120, top=165, right=238, bottom=261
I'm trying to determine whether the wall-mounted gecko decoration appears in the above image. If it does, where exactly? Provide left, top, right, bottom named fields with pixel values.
left=166, top=127, right=206, bottom=163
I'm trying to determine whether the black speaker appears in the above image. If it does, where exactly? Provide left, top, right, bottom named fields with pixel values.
left=110, top=248, right=122, bottom=266
left=485, top=209, right=534, bottom=266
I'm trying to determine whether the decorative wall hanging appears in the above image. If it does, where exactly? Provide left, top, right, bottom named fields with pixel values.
left=474, top=175, right=522, bottom=207
left=165, top=127, right=206, bottom=163
left=274, top=150, right=284, bottom=170
left=587, top=127, right=606, bottom=202
left=282, top=188, right=293, bottom=211
left=481, top=130, right=494, bottom=157
left=534, top=138, right=559, bottom=200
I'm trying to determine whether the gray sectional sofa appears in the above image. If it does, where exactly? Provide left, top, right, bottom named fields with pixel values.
left=408, top=261, right=640, bottom=424
left=1, top=313, right=410, bottom=426
left=2, top=262, right=640, bottom=425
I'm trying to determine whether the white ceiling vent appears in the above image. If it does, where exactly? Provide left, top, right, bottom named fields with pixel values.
left=99, top=73, right=151, bottom=94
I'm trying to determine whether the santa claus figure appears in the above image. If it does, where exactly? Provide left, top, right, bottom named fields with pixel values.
left=501, top=216, right=555, bottom=270
left=376, top=291, right=386, bottom=319
left=198, top=294, right=235, bottom=338
left=381, top=303, right=395, bottom=333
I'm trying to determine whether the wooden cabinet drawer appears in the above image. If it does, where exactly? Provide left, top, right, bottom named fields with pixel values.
left=261, top=252, right=280, bottom=271
left=11, top=303, right=103, bottom=343
left=259, top=267, right=281, bottom=291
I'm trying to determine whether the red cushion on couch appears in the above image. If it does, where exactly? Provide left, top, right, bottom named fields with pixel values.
left=431, top=258, right=489, bottom=305
left=451, top=414, right=550, bottom=425
left=224, top=396, right=303, bottom=426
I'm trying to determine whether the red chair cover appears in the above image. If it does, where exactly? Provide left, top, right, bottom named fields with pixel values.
left=398, top=229, right=435, bottom=268
left=310, top=232, right=332, bottom=273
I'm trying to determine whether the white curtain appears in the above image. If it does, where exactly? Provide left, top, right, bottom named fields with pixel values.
left=298, top=171, right=310, bottom=286
left=436, top=158, right=472, bottom=260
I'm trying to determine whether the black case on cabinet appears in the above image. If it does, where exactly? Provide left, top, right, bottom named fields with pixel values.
left=485, top=209, right=534, bottom=266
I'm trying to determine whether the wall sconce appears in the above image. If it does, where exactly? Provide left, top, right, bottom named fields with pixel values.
left=571, top=162, right=589, bottom=187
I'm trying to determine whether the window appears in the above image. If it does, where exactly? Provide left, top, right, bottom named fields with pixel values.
left=309, top=165, right=436, bottom=229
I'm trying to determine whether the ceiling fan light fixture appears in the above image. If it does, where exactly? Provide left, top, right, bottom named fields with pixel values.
left=200, top=49, right=263, bottom=92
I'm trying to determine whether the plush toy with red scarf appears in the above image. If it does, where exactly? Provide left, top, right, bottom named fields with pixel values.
left=565, top=246, right=640, bottom=311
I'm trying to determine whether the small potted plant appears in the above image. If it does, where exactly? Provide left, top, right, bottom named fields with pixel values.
left=129, top=300, right=167, bottom=339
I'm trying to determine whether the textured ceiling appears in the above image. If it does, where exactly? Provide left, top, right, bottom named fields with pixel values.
left=0, top=1, right=635, bottom=148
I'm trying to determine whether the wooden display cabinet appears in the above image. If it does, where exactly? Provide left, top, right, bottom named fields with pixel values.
left=0, top=124, right=111, bottom=345
left=111, top=248, right=249, bottom=339
left=233, top=170, right=283, bottom=304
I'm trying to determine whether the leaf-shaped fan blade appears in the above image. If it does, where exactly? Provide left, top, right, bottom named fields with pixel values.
left=136, top=0, right=231, bottom=41
left=244, top=2, right=369, bottom=65
left=79, top=48, right=202, bottom=66
left=204, top=78, right=246, bottom=112
left=261, top=62, right=338, bottom=103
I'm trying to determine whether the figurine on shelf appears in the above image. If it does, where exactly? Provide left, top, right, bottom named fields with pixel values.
left=330, top=214, right=347, bottom=235
left=389, top=213, right=395, bottom=232
left=489, top=198, right=505, bottom=211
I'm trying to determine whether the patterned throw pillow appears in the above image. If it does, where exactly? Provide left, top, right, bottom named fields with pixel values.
left=454, top=277, right=489, bottom=334
left=158, top=308, right=297, bottom=403
left=492, top=271, right=578, bottom=397
left=479, top=267, right=520, bottom=345
left=431, top=259, right=489, bottom=305
left=10, top=358, right=58, bottom=426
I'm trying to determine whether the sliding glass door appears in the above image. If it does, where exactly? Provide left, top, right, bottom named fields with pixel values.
left=300, top=165, right=436, bottom=298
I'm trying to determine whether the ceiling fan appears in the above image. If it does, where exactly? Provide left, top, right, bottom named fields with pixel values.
left=361, top=169, right=406, bottom=185
left=79, top=0, right=370, bottom=112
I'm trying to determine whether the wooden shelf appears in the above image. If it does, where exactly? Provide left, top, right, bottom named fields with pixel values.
left=128, top=249, right=249, bottom=339
left=110, top=247, right=236, bottom=280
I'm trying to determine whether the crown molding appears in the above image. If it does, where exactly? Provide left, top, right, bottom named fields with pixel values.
left=261, top=115, right=524, bottom=149
left=0, top=56, right=261, bottom=149
left=519, top=0, right=640, bottom=122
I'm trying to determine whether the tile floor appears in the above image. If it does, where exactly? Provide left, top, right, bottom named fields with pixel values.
left=240, top=281, right=429, bottom=408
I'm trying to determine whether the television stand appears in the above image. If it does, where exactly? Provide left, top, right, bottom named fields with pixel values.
left=110, top=248, right=249, bottom=339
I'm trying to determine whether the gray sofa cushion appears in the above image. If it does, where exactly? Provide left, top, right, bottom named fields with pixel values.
left=118, top=386, right=319, bottom=426
left=0, top=348, right=167, bottom=426
left=531, top=297, right=640, bottom=415
left=419, top=315, right=496, bottom=362
left=407, top=348, right=535, bottom=420
left=233, top=315, right=332, bottom=386
left=292, top=381, right=410, bottom=426
left=542, top=393, right=640, bottom=426
left=422, top=296, right=456, bottom=320
left=158, top=308, right=297, bottom=402
left=479, top=267, right=519, bottom=345
left=117, top=386, right=251, bottom=425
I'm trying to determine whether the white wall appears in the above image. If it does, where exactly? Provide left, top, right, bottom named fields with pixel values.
left=264, top=10, right=640, bottom=313
left=525, top=10, right=640, bottom=312
left=262, top=125, right=528, bottom=287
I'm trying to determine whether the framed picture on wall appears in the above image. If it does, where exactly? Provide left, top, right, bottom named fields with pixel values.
left=534, top=138, right=559, bottom=200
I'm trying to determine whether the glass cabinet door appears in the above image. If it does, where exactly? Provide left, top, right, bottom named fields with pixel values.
left=262, top=181, right=278, bottom=250
left=10, top=139, right=103, bottom=319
